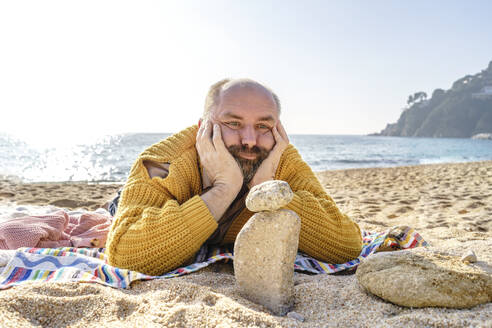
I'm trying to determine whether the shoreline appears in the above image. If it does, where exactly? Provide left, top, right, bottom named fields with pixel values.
left=0, top=160, right=491, bottom=326
left=2, top=158, right=492, bottom=184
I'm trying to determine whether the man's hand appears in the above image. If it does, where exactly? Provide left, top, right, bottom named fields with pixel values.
left=196, top=121, right=244, bottom=192
left=248, top=121, right=289, bottom=188
left=196, top=121, right=244, bottom=220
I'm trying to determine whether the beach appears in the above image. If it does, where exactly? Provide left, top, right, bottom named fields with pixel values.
left=0, top=161, right=491, bottom=327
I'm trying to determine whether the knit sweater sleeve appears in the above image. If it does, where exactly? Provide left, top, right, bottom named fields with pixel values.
left=105, top=160, right=218, bottom=275
left=277, top=145, right=363, bottom=263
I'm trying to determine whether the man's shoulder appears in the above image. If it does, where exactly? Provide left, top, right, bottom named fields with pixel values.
left=277, top=143, right=314, bottom=178
left=125, top=125, right=199, bottom=185
left=139, top=125, right=199, bottom=163
left=280, top=143, right=302, bottom=162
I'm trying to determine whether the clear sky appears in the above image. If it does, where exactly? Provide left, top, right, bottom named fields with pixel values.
left=1, top=1, right=491, bottom=146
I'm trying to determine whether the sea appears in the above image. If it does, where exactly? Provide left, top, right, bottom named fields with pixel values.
left=1, top=132, right=491, bottom=183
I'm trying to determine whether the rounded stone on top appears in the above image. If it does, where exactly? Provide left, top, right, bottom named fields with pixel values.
left=246, top=180, right=294, bottom=212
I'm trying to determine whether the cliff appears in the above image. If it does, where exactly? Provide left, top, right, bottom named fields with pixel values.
left=374, top=61, right=492, bottom=138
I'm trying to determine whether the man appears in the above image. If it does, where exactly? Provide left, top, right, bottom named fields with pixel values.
left=105, top=78, right=362, bottom=275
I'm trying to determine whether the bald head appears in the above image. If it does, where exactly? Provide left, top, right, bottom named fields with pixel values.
left=203, top=78, right=281, bottom=119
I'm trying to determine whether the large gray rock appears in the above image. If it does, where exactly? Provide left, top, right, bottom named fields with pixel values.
left=246, top=180, right=294, bottom=212
left=356, top=247, right=492, bottom=308
left=234, top=209, right=301, bottom=315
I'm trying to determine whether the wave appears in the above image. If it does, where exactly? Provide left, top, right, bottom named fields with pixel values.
left=418, top=156, right=484, bottom=165
left=332, top=159, right=404, bottom=164
left=310, top=158, right=414, bottom=166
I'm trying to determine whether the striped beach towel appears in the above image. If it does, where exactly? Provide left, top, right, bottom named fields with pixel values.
left=0, top=225, right=427, bottom=290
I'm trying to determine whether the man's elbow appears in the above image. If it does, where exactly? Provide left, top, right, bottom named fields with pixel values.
left=105, top=245, right=153, bottom=275
left=342, top=223, right=363, bottom=261
left=345, top=234, right=363, bottom=262
left=104, top=235, right=141, bottom=273
left=105, top=237, right=192, bottom=276
left=105, top=240, right=128, bottom=271
left=328, top=226, right=363, bottom=264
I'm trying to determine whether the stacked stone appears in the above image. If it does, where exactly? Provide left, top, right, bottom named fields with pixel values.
left=234, top=180, right=301, bottom=316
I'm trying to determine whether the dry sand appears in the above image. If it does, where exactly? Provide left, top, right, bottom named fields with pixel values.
left=0, top=161, right=491, bottom=327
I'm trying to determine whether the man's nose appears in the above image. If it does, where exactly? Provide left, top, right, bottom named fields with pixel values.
left=240, top=126, right=257, bottom=148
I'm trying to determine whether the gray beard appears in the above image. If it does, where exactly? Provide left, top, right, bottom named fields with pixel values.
left=227, top=145, right=270, bottom=185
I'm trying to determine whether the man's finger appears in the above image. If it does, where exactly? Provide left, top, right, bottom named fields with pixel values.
left=269, top=125, right=288, bottom=157
left=199, top=119, right=211, bottom=138
left=196, top=122, right=205, bottom=154
left=198, top=120, right=215, bottom=153
left=205, top=120, right=213, bottom=138
left=196, top=120, right=205, bottom=140
left=272, top=126, right=287, bottom=147
left=272, top=125, right=282, bottom=144
left=277, top=121, right=289, bottom=143
left=212, top=124, right=227, bottom=152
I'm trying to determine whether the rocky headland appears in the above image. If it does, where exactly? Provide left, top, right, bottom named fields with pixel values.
left=373, top=60, right=492, bottom=138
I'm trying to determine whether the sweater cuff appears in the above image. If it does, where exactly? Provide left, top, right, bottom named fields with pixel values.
left=181, top=195, right=218, bottom=245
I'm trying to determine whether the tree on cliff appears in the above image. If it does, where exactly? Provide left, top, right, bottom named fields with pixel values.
left=407, top=92, right=428, bottom=106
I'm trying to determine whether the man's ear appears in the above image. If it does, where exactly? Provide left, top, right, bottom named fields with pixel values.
left=198, top=118, right=203, bottom=128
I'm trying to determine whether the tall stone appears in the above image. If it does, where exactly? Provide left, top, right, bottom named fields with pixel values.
left=234, top=180, right=300, bottom=315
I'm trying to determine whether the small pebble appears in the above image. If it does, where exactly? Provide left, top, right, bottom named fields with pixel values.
left=287, top=311, right=305, bottom=322
left=461, top=250, right=477, bottom=263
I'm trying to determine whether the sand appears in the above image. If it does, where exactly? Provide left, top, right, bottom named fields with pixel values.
left=0, top=161, right=491, bottom=327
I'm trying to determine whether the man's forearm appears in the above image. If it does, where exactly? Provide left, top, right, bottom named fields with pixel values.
left=200, top=185, right=240, bottom=221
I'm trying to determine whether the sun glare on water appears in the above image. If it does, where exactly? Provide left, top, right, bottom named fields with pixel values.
left=10, top=129, right=110, bottom=150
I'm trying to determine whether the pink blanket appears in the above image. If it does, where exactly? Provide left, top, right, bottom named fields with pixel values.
left=0, top=210, right=112, bottom=250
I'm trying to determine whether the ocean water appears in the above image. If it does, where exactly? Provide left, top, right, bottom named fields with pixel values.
left=1, top=132, right=491, bottom=183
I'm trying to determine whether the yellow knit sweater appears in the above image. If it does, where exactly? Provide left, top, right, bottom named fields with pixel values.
left=105, top=125, right=363, bottom=275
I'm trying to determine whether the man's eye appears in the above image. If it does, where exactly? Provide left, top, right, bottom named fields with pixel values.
left=226, top=122, right=240, bottom=128
left=257, top=124, right=270, bottom=130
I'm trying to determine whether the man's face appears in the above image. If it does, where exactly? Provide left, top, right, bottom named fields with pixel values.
left=209, top=83, right=279, bottom=183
